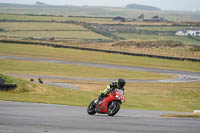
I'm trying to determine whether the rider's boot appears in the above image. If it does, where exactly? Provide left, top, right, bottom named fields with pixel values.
left=94, top=97, right=102, bottom=104
left=94, top=93, right=105, bottom=104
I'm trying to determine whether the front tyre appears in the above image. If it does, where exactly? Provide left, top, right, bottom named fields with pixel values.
left=107, top=101, right=120, bottom=116
left=87, top=101, right=96, bottom=115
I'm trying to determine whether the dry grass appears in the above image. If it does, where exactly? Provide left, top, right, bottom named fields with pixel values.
left=64, top=40, right=200, bottom=59
left=0, top=22, right=86, bottom=31
left=161, top=113, right=200, bottom=118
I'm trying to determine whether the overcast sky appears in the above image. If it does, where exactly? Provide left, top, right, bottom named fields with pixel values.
left=0, top=0, right=199, bottom=11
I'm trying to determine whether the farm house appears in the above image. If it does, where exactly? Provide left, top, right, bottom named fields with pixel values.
left=175, top=28, right=200, bottom=37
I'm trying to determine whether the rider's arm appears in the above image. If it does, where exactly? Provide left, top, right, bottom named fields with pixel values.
left=110, top=81, right=117, bottom=91
left=100, top=81, right=117, bottom=95
left=100, top=85, right=111, bottom=95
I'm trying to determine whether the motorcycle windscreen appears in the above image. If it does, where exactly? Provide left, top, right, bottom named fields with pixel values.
left=116, top=89, right=124, bottom=95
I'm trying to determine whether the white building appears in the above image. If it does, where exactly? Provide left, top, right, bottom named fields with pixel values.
left=175, top=28, right=200, bottom=37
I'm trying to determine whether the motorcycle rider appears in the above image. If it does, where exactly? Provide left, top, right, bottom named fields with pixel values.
left=95, top=78, right=126, bottom=104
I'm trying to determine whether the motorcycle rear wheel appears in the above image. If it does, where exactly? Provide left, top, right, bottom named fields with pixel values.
left=107, top=101, right=120, bottom=116
left=87, top=101, right=96, bottom=115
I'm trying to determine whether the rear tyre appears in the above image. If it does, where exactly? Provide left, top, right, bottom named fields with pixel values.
left=87, top=101, right=96, bottom=115
left=107, top=101, right=120, bottom=116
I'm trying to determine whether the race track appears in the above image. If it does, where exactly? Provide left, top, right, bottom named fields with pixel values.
left=0, top=101, right=200, bottom=133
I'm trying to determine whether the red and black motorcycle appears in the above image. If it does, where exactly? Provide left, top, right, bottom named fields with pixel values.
left=87, top=89, right=125, bottom=116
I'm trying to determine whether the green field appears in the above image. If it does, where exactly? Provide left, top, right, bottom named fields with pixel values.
left=0, top=21, right=110, bottom=40
left=0, top=13, right=67, bottom=21
left=1, top=13, right=200, bottom=45
left=115, top=33, right=200, bottom=45
left=0, top=13, right=112, bottom=23
left=0, top=59, right=174, bottom=80
left=136, top=26, right=188, bottom=32
left=0, top=31, right=109, bottom=39
left=0, top=43, right=200, bottom=72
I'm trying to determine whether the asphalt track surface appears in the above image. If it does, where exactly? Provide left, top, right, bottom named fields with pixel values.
left=0, top=101, right=200, bottom=133
left=1, top=55, right=200, bottom=83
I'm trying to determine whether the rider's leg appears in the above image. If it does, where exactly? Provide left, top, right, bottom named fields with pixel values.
left=95, top=93, right=106, bottom=104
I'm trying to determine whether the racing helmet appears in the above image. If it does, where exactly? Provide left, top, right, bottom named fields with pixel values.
left=118, top=78, right=126, bottom=89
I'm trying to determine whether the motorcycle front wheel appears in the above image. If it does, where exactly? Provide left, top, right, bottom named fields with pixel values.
left=107, top=101, right=120, bottom=116
left=87, top=101, right=96, bottom=115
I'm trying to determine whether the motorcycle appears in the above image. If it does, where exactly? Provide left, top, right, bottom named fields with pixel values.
left=87, top=89, right=125, bottom=116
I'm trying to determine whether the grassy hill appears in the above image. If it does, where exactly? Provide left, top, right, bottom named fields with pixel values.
left=0, top=73, right=37, bottom=92
left=126, top=4, right=161, bottom=11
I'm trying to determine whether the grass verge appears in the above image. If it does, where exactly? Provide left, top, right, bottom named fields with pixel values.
left=0, top=73, right=37, bottom=92
left=160, top=113, right=200, bottom=118
left=123, top=82, right=200, bottom=112
left=0, top=74, right=97, bottom=106
left=1, top=74, right=200, bottom=112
